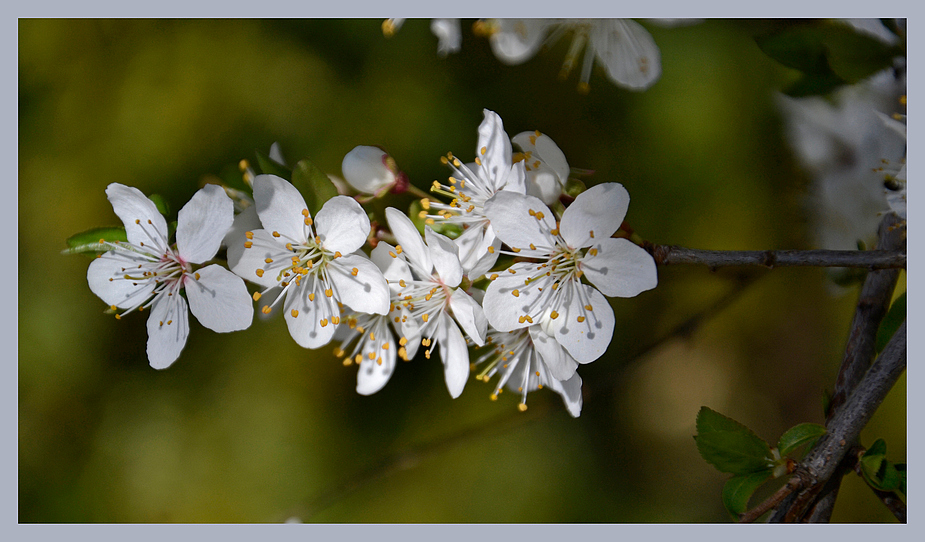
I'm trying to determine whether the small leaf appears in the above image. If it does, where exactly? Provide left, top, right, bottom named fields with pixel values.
left=895, top=463, right=906, bottom=496
left=292, top=159, right=339, bottom=216
left=822, top=25, right=902, bottom=83
left=778, top=423, right=827, bottom=457
left=695, top=407, right=775, bottom=475
left=875, top=292, right=906, bottom=353
left=867, top=438, right=888, bottom=456
left=255, top=148, right=292, bottom=181
left=722, top=471, right=773, bottom=517
left=755, top=26, right=829, bottom=74
left=148, top=194, right=170, bottom=216
left=63, top=227, right=128, bottom=257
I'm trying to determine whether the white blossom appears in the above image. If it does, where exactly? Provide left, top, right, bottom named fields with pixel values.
left=482, top=183, right=657, bottom=362
left=87, top=183, right=253, bottom=369
left=421, top=109, right=526, bottom=279
left=382, top=18, right=461, bottom=56
left=475, top=325, right=583, bottom=417
left=483, top=19, right=661, bottom=92
left=341, top=145, right=406, bottom=196
left=376, top=207, right=488, bottom=398
left=228, top=174, right=389, bottom=349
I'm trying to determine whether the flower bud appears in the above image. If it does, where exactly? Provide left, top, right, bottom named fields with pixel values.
left=342, top=145, right=403, bottom=195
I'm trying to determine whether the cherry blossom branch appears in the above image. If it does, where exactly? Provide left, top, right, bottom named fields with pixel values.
left=643, top=245, right=905, bottom=270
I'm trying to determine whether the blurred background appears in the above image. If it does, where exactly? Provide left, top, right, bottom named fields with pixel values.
left=19, top=19, right=906, bottom=522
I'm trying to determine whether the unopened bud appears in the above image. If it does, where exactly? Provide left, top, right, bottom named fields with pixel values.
left=342, top=145, right=399, bottom=195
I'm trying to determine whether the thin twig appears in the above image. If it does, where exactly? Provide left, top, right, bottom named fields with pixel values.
left=645, top=245, right=905, bottom=270
left=773, top=215, right=906, bottom=522
left=769, top=321, right=907, bottom=522
left=738, top=475, right=804, bottom=523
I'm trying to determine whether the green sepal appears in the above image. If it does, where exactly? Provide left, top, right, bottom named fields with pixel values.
left=722, top=470, right=774, bottom=517
left=147, top=194, right=170, bottom=217
left=694, top=407, right=775, bottom=475
left=777, top=423, right=826, bottom=458
left=895, top=463, right=906, bottom=497
left=875, top=292, right=906, bottom=353
left=291, top=158, right=339, bottom=217
left=255, top=148, right=292, bottom=181
left=63, top=227, right=128, bottom=257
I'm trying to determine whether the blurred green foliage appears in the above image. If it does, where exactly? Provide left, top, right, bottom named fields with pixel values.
left=19, top=19, right=905, bottom=523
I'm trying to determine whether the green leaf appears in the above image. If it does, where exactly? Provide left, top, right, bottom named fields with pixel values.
left=867, top=438, right=887, bottom=456
left=778, top=423, right=826, bottom=457
left=695, top=407, right=775, bottom=475
left=291, top=159, right=339, bottom=216
left=147, top=194, right=170, bottom=216
left=722, top=471, right=774, bottom=517
left=895, top=463, right=906, bottom=496
left=783, top=71, right=848, bottom=98
left=822, top=25, right=902, bottom=84
left=859, top=439, right=902, bottom=491
left=755, top=26, right=830, bottom=74
left=63, top=227, right=128, bottom=257
left=255, top=148, right=292, bottom=181
left=875, top=292, right=906, bottom=353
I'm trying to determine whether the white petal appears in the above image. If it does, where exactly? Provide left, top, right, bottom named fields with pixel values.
left=327, top=254, right=390, bottom=316
left=146, top=292, right=190, bottom=370
left=590, top=19, right=661, bottom=90
left=341, top=146, right=395, bottom=195
left=549, top=282, right=615, bottom=363
left=546, top=370, right=583, bottom=418
left=483, top=191, right=557, bottom=253
left=371, top=242, right=413, bottom=293
left=431, top=18, right=462, bottom=56
left=385, top=207, right=432, bottom=274
left=269, top=142, right=287, bottom=167
left=424, top=227, right=463, bottom=288
left=529, top=325, right=578, bottom=381
left=580, top=237, right=658, bottom=297
left=356, top=335, right=397, bottom=396
left=489, top=19, right=551, bottom=65
left=449, top=288, right=487, bottom=347
left=512, top=131, right=570, bottom=182
left=224, top=205, right=261, bottom=267
left=559, top=183, right=629, bottom=248
left=476, top=109, right=513, bottom=192
left=314, top=195, right=371, bottom=254
left=482, top=262, right=552, bottom=331
left=228, top=229, right=291, bottom=289
left=176, top=184, right=234, bottom=264
left=87, top=251, right=157, bottom=308
left=434, top=313, right=470, bottom=398
left=284, top=276, right=337, bottom=349
left=525, top=165, right=565, bottom=206
left=185, top=264, right=254, bottom=332
left=253, top=174, right=310, bottom=243
left=454, top=223, right=501, bottom=279
left=105, top=183, right=169, bottom=252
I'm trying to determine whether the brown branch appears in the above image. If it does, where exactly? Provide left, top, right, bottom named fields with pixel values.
left=769, top=320, right=907, bottom=522
left=645, top=245, right=905, bottom=270
left=738, top=475, right=805, bottom=523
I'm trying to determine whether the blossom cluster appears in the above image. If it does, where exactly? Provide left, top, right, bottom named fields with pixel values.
left=82, top=109, right=658, bottom=417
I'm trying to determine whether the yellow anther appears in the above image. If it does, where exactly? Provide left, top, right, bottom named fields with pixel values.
left=355, top=354, right=363, bottom=364
left=244, top=241, right=253, bottom=249
left=425, top=218, right=435, bottom=225
left=334, top=251, right=342, bottom=258
left=368, top=351, right=376, bottom=360
left=512, top=289, right=520, bottom=297
left=529, top=244, right=536, bottom=250
left=301, top=209, right=310, bottom=217
left=480, top=146, right=487, bottom=155
left=577, top=316, right=586, bottom=323
left=245, top=231, right=254, bottom=240
left=589, top=248, right=598, bottom=256
left=487, top=246, right=495, bottom=254
left=389, top=251, right=397, bottom=258
left=518, top=403, right=528, bottom=412
left=309, top=293, right=315, bottom=301
left=320, top=319, right=328, bottom=327
left=550, top=311, right=560, bottom=319
left=291, top=309, right=299, bottom=318
left=474, top=156, right=482, bottom=166
left=398, top=347, right=408, bottom=360
left=490, top=273, right=499, bottom=280
left=255, top=269, right=265, bottom=278
left=331, top=316, right=340, bottom=325
left=511, top=247, right=521, bottom=253
left=194, top=272, right=201, bottom=280
left=524, top=315, right=533, bottom=324
left=490, top=394, right=498, bottom=401
left=584, top=304, right=593, bottom=311
left=399, top=337, right=408, bottom=346
left=114, top=314, right=121, bottom=320
left=239, top=159, right=249, bottom=171
left=396, top=245, right=403, bottom=254
left=420, top=198, right=431, bottom=210
left=422, top=314, right=429, bottom=322
left=535, top=211, right=544, bottom=220
left=272, top=231, right=281, bottom=238
left=262, top=306, right=272, bottom=314
left=342, top=358, right=352, bottom=366
left=351, top=267, right=359, bottom=276
left=264, top=258, right=273, bottom=264
left=589, top=230, right=595, bottom=238
left=418, top=210, right=428, bottom=219
left=382, top=342, right=389, bottom=350
left=440, top=156, right=449, bottom=165
left=325, top=288, right=333, bottom=297
left=550, top=228, right=559, bottom=236
left=528, top=209, right=536, bottom=216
